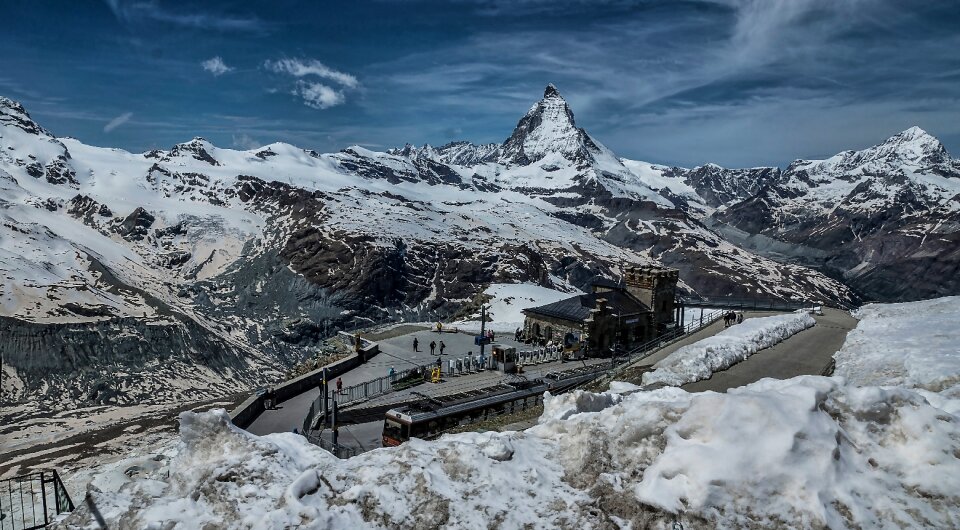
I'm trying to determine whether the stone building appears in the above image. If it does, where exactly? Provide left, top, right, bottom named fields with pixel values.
left=521, top=265, right=681, bottom=356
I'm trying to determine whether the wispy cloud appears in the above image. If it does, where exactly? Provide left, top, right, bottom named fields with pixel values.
left=103, top=112, right=133, bottom=132
left=201, top=56, right=233, bottom=76
left=232, top=133, right=260, bottom=150
left=265, top=58, right=360, bottom=110
left=103, top=0, right=266, bottom=32
left=264, top=58, right=359, bottom=89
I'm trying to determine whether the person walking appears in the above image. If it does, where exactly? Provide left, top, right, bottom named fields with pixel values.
left=336, top=377, right=343, bottom=394
left=413, top=337, right=419, bottom=351
left=429, top=340, right=437, bottom=355
left=439, top=340, right=446, bottom=355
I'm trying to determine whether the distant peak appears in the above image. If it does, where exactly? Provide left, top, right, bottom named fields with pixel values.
left=895, top=126, right=934, bottom=142
left=543, top=84, right=562, bottom=99
left=0, top=95, right=51, bottom=136
left=0, top=95, right=25, bottom=112
left=881, top=126, right=944, bottom=155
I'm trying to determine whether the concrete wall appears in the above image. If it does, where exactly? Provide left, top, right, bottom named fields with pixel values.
left=229, top=342, right=380, bottom=429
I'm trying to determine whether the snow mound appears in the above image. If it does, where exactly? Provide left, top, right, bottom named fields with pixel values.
left=453, top=282, right=581, bottom=333
left=643, top=312, right=816, bottom=387
left=834, top=296, right=960, bottom=396
left=63, top=377, right=960, bottom=529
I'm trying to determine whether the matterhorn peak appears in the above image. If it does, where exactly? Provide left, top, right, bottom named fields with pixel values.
left=543, top=83, right=563, bottom=99
left=499, top=84, right=586, bottom=165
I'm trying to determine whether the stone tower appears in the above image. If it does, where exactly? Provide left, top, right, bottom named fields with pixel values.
left=623, top=265, right=679, bottom=330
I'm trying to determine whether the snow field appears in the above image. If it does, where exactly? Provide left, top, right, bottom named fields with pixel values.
left=834, top=296, right=960, bottom=395
left=643, top=311, right=816, bottom=387
left=452, top=282, right=581, bottom=333
left=64, top=374, right=960, bottom=529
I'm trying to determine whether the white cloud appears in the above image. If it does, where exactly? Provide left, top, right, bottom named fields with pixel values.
left=232, top=133, right=261, bottom=150
left=265, top=57, right=359, bottom=110
left=103, top=112, right=133, bottom=132
left=265, top=58, right=359, bottom=89
left=202, top=56, right=233, bottom=76
left=294, top=82, right=346, bottom=109
left=104, top=1, right=265, bottom=32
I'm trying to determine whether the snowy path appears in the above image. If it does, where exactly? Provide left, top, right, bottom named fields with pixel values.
left=682, top=307, right=856, bottom=392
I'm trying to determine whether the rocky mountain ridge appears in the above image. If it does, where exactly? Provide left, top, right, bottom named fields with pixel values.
left=0, top=87, right=860, bottom=414
left=615, top=125, right=960, bottom=301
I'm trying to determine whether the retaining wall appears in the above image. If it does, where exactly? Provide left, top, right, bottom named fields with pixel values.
left=230, top=342, right=380, bottom=429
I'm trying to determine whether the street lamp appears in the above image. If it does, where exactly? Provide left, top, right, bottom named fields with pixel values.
left=610, top=310, right=622, bottom=368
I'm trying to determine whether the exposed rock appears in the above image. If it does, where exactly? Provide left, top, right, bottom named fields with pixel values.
left=44, top=155, right=78, bottom=186
left=68, top=194, right=113, bottom=226
left=114, top=207, right=155, bottom=241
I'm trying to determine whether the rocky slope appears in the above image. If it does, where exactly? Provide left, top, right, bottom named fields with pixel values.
left=0, top=87, right=854, bottom=415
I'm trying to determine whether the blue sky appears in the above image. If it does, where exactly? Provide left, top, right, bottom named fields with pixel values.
left=2, top=0, right=958, bottom=167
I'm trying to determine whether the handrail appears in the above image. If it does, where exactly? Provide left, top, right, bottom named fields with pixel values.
left=303, top=364, right=430, bottom=432
left=679, top=295, right=815, bottom=311
left=0, top=469, right=74, bottom=529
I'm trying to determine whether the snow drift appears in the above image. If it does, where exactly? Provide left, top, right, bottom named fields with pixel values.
left=60, top=373, right=960, bottom=529
left=834, top=296, right=960, bottom=394
left=642, top=312, right=816, bottom=387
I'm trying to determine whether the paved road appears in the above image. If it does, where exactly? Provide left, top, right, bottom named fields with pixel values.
left=246, top=328, right=527, bottom=436
left=681, top=307, right=857, bottom=393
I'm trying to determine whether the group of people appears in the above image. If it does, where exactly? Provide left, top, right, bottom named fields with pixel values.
left=515, top=328, right=551, bottom=347
left=723, top=311, right=745, bottom=327
left=412, top=337, right=446, bottom=355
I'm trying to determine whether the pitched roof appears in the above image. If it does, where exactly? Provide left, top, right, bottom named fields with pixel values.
left=522, top=289, right=650, bottom=323
left=591, top=277, right=623, bottom=290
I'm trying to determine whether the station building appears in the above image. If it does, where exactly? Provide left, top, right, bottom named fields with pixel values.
left=521, top=265, right=682, bottom=356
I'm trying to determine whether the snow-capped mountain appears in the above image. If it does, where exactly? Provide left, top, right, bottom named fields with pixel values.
left=713, top=126, right=960, bottom=301
left=0, top=87, right=854, bottom=414
left=616, top=126, right=960, bottom=302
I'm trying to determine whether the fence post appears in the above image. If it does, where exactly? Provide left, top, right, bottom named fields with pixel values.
left=322, top=367, right=329, bottom=427
left=40, top=471, right=50, bottom=526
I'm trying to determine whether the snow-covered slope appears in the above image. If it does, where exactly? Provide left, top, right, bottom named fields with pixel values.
left=834, top=296, right=960, bottom=398
left=58, top=296, right=960, bottom=529
left=0, top=87, right=854, bottom=420
left=60, top=373, right=960, bottom=529
left=715, top=127, right=960, bottom=301
left=617, top=124, right=960, bottom=302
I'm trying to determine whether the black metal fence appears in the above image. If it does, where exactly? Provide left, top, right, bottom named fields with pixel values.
left=302, top=365, right=430, bottom=433
left=679, top=295, right=815, bottom=311
left=303, top=432, right=360, bottom=459
left=0, top=470, right=74, bottom=530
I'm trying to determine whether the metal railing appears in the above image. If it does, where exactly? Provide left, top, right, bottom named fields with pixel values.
left=302, top=365, right=431, bottom=432
left=303, top=432, right=359, bottom=459
left=0, top=470, right=74, bottom=530
left=679, top=295, right=815, bottom=311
